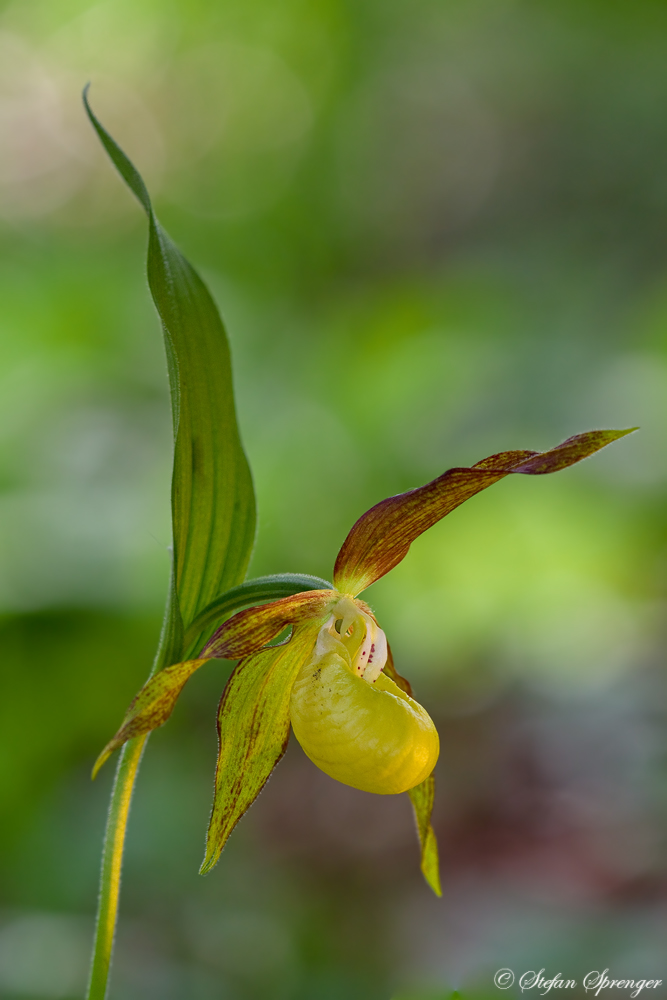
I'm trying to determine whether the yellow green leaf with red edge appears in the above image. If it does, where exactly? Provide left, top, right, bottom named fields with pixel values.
left=201, top=622, right=322, bottom=874
left=408, top=773, right=441, bottom=897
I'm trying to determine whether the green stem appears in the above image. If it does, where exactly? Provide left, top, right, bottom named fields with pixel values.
left=85, top=735, right=148, bottom=1000
left=86, top=572, right=180, bottom=999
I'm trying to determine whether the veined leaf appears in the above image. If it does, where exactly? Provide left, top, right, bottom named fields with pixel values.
left=92, top=658, right=210, bottom=778
left=334, top=428, right=636, bottom=595
left=183, top=573, right=333, bottom=656
left=408, top=774, right=441, bottom=897
left=201, top=622, right=320, bottom=874
left=84, top=89, right=256, bottom=648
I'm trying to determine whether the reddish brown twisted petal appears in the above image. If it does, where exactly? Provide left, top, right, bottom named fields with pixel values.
left=201, top=589, right=334, bottom=659
left=333, top=428, right=636, bottom=595
left=383, top=642, right=413, bottom=697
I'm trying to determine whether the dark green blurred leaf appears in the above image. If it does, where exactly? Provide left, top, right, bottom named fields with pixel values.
left=84, top=88, right=256, bottom=662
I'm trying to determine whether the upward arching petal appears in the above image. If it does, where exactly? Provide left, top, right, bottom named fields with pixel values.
left=333, top=428, right=636, bottom=596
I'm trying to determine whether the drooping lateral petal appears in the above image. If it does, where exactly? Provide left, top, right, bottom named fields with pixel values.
left=201, top=623, right=320, bottom=874
left=408, top=774, right=441, bottom=897
left=333, top=428, right=636, bottom=595
left=201, top=590, right=333, bottom=659
left=92, top=659, right=210, bottom=778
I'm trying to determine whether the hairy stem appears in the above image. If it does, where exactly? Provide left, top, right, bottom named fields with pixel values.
left=86, top=573, right=179, bottom=999
left=85, top=735, right=148, bottom=1000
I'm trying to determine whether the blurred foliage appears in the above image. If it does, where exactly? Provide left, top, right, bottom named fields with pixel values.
left=1, top=0, right=667, bottom=997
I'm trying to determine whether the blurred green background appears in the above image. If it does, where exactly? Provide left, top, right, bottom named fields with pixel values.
left=1, top=0, right=666, bottom=997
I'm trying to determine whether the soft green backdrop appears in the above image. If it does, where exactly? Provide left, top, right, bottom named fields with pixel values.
left=1, top=1, right=666, bottom=998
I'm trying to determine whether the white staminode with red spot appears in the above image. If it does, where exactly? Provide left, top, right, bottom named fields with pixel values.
left=323, top=594, right=388, bottom=683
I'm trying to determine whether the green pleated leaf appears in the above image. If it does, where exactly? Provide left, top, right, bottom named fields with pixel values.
left=92, top=658, right=210, bottom=778
left=183, top=573, right=333, bottom=656
left=84, top=88, right=256, bottom=653
left=201, top=622, right=320, bottom=874
left=408, top=774, right=441, bottom=896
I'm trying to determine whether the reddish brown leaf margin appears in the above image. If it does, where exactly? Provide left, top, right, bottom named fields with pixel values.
left=200, top=623, right=320, bottom=873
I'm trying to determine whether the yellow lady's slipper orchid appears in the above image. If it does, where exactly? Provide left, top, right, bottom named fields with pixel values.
left=81, top=91, right=636, bottom=1000
left=94, top=427, right=634, bottom=894
left=289, top=594, right=439, bottom=795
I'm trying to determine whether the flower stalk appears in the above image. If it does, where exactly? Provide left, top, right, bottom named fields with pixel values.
left=86, top=737, right=146, bottom=1000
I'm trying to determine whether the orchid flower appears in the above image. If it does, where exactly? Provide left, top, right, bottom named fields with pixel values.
left=80, top=94, right=634, bottom=1000
left=93, top=427, right=632, bottom=895
left=78, top=101, right=634, bottom=1000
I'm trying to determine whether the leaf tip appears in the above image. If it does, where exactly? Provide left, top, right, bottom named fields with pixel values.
left=425, top=866, right=442, bottom=897
left=198, top=853, right=219, bottom=876
left=603, top=426, right=638, bottom=441
left=82, top=82, right=94, bottom=121
left=91, top=745, right=114, bottom=780
left=420, top=827, right=442, bottom=896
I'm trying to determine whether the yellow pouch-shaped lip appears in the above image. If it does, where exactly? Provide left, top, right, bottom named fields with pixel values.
left=290, top=647, right=439, bottom=795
